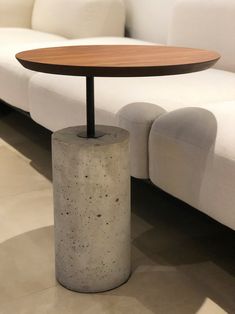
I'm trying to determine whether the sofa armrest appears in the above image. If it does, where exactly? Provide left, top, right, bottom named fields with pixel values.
left=0, top=0, right=35, bottom=28
left=32, top=0, right=125, bottom=39
left=117, top=102, right=166, bottom=179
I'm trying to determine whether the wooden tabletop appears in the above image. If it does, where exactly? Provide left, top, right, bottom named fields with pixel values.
left=16, top=45, right=220, bottom=77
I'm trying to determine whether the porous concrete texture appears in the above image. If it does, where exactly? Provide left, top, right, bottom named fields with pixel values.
left=52, top=125, right=130, bottom=293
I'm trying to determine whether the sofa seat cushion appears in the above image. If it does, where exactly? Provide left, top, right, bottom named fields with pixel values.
left=0, top=28, right=66, bottom=46
left=29, top=62, right=235, bottom=179
left=0, top=28, right=66, bottom=111
left=149, top=102, right=235, bottom=230
left=137, top=69, right=235, bottom=111
left=30, top=68, right=235, bottom=130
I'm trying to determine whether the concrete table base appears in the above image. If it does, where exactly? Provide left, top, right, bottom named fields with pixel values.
left=52, top=125, right=131, bottom=293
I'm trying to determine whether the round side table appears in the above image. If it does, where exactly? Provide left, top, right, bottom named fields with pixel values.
left=16, top=45, right=220, bottom=293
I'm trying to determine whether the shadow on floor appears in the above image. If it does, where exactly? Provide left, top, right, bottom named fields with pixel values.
left=0, top=105, right=52, bottom=180
left=132, top=178, right=235, bottom=273
left=1, top=224, right=234, bottom=313
left=130, top=179, right=235, bottom=313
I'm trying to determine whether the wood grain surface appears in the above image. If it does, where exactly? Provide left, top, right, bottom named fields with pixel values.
left=16, top=45, right=220, bottom=77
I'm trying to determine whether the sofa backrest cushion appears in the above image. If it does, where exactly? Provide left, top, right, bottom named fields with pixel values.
left=125, top=0, right=177, bottom=44
left=32, top=0, right=125, bottom=39
left=0, top=0, right=35, bottom=28
left=168, top=0, right=235, bottom=72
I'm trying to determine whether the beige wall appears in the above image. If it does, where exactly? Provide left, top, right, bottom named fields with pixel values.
left=124, top=0, right=177, bottom=43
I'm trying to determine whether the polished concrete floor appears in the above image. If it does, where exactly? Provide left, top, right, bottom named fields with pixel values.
left=0, top=107, right=235, bottom=314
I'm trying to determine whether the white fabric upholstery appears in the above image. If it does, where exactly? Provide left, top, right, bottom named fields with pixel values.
left=149, top=103, right=235, bottom=230
left=29, top=75, right=164, bottom=179
left=29, top=65, right=235, bottom=179
left=0, top=58, right=33, bottom=111
left=0, top=29, right=65, bottom=111
left=168, top=0, right=235, bottom=72
left=125, top=0, right=177, bottom=44
left=117, top=69, right=235, bottom=179
left=29, top=68, right=235, bottom=128
left=118, top=103, right=166, bottom=178
left=0, top=0, right=35, bottom=28
left=32, top=0, right=125, bottom=39
left=0, top=28, right=65, bottom=46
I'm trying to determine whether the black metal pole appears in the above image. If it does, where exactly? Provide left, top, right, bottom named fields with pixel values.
left=86, top=76, right=95, bottom=138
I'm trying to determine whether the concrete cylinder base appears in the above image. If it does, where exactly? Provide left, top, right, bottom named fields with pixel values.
left=52, top=125, right=130, bottom=293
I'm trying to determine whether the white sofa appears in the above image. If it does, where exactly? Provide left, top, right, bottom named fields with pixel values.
left=148, top=0, right=235, bottom=231
left=0, top=0, right=235, bottom=230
